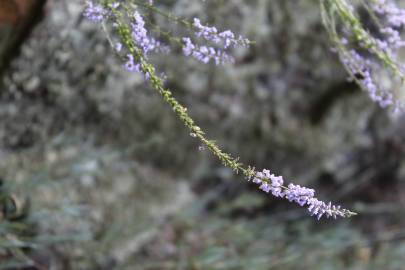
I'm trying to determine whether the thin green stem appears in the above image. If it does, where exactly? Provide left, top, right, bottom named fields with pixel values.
left=131, top=0, right=192, bottom=27
left=113, top=10, right=254, bottom=179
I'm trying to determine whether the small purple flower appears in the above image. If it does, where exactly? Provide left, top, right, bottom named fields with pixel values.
left=192, top=18, right=250, bottom=49
left=372, top=1, right=405, bottom=53
left=182, top=37, right=196, bottom=57
left=373, top=0, right=405, bottom=28
left=181, top=18, right=250, bottom=65
left=182, top=37, right=234, bottom=65
left=124, top=54, right=140, bottom=73
left=130, top=11, right=169, bottom=56
left=84, top=1, right=108, bottom=22
left=114, top=42, right=123, bottom=52
left=285, top=184, right=315, bottom=207
left=252, top=169, right=285, bottom=197
left=259, top=182, right=271, bottom=193
left=269, top=175, right=284, bottom=198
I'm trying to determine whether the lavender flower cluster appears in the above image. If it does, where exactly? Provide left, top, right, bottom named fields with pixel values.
left=193, top=18, right=250, bottom=49
left=83, top=1, right=108, bottom=22
left=182, top=18, right=250, bottom=64
left=84, top=0, right=250, bottom=71
left=84, top=1, right=161, bottom=76
left=373, top=0, right=405, bottom=54
left=123, top=10, right=169, bottom=76
left=251, top=169, right=354, bottom=219
left=130, top=11, right=167, bottom=56
left=339, top=48, right=395, bottom=108
left=182, top=37, right=234, bottom=65
left=335, top=0, right=405, bottom=112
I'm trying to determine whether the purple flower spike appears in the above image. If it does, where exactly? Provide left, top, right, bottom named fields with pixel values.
left=251, top=169, right=356, bottom=220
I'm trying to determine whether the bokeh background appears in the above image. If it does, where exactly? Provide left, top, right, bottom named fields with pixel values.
left=1, top=0, right=405, bottom=269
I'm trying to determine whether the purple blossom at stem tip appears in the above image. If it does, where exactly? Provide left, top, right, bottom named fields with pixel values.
left=251, top=169, right=356, bottom=220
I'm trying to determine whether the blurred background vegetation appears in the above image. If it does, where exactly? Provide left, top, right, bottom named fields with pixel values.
left=0, top=0, right=405, bottom=269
